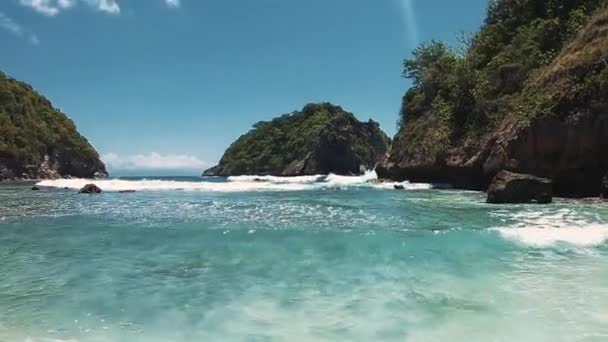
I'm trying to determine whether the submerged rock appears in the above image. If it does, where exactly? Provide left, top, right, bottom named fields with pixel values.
left=119, top=190, right=136, bottom=193
left=487, top=171, right=553, bottom=204
left=31, top=186, right=40, bottom=191
left=79, top=184, right=102, bottom=194
left=203, top=103, right=390, bottom=176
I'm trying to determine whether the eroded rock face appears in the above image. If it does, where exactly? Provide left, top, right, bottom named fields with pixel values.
left=79, top=184, right=102, bottom=194
left=379, top=11, right=608, bottom=197
left=487, top=170, right=553, bottom=204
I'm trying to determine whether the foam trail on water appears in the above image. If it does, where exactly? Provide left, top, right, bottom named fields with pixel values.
left=37, top=171, right=433, bottom=193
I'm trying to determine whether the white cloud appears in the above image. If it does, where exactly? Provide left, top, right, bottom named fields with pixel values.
left=19, top=0, right=119, bottom=16
left=19, top=0, right=182, bottom=16
left=102, top=152, right=208, bottom=171
left=58, top=0, right=76, bottom=9
left=0, top=11, right=39, bottom=45
left=166, top=0, right=180, bottom=9
left=19, top=0, right=60, bottom=16
left=96, top=0, right=120, bottom=14
left=400, top=0, right=419, bottom=46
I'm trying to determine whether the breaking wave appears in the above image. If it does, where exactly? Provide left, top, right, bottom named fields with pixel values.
left=36, top=171, right=432, bottom=193
left=492, top=209, right=608, bottom=247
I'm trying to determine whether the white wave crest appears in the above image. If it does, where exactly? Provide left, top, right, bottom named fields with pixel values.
left=227, top=174, right=326, bottom=184
left=36, top=178, right=310, bottom=192
left=495, top=226, right=608, bottom=247
left=36, top=171, right=433, bottom=193
left=492, top=210, right=608, bottom=247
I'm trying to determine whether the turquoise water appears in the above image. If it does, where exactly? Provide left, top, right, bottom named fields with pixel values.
left=1, top=175, right=608, bottom=341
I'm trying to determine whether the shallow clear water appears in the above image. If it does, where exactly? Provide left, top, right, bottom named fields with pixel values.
left=1, top=175, right=608, bottom=341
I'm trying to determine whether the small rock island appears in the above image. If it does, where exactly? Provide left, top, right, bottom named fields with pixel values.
left=204, top=103, right=390, bottom=176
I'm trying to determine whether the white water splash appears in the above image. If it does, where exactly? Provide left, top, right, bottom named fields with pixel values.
left=495, top=226, right=608, bottom=247
left=36, top=171, right=432, bottom=193
left=493, top=209, right=608, bottom=247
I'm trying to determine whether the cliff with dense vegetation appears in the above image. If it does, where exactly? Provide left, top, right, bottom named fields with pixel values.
left=204, top=103, right=390, bottom=176
left=0, top=72, right=107, bottom=180
left=378, top=0, right=608, bottom=197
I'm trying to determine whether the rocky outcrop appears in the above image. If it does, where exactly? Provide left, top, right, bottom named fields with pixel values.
left=602, top=174, right=608, bottom=199
left=0, top=72, right=108, bottom=181
left=378, top=6, right=608, bottom=198
left=204, top=103, right=390, bottom=176
left=79, top=184, right=102, bottom=194
left=487, top=171, right=553, bottom=204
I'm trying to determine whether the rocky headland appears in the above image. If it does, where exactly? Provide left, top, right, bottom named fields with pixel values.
left=0, top=72, right=107, bottom=181
left=204, top=103, right=390, bottom=176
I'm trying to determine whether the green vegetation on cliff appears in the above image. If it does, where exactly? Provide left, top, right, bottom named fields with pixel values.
left=205, top=103, right=390, bottom=176
left=381, top=0, right=608, bottom=196
left=394, top=0, right=607, bottom=165
left=0, top=71, right=106, bottom=179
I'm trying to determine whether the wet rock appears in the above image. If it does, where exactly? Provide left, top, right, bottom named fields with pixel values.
left=393, top=184, right=405, bottom=190
left=79, top=184, right=102, bottom=194
left=31, top=186, right=40, bottom=191
left=601, top=174, right=608, bottom=200
left=487, top=170, right=553, bottom=204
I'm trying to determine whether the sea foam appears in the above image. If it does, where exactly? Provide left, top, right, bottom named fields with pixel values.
left=493, top=209, right=608, bottom=247
left=36, top=171, right=431, bottom=193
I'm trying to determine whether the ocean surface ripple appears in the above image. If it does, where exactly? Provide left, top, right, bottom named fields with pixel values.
left=1, top=175, right=608, bottom=341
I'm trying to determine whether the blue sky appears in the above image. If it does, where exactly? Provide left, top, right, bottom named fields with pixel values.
left=1, top=0, right=488, bottom=174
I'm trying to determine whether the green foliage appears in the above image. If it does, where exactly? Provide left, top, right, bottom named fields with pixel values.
left=215, top=103, right=388, bottom=175
left=0, top=71, right=99, bottom=165
left=396, top=0, right=608, bottom=163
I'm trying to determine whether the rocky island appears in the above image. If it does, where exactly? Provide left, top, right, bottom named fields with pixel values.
left=378, top=1, right=608, bottom=198
left=204, top=103, right=390, bottom=176
left=0, top=72, right=107, bottom=180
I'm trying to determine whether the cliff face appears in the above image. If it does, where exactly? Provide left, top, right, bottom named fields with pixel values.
left=378, top=1, right=608, bottom=197
left=0, top=72, right=107, bottom=180
left=204, top=103, right=390, bottom=176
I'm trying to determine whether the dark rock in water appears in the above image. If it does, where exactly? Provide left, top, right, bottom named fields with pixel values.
left=203, top=103, right=390, bottom=177
left=393, top=184, right=405, bottom=190
left=119, top=190, right=136, bottom=193
left=79, top=184, right=102, bottom=194
left=601, top=174, right=608, bottom=200
left=487, top=171, right=553, bottom=204
left=31, top=186, right=40, bottom=191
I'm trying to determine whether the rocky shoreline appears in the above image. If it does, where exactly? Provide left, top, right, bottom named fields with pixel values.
left=377, top=4, right=608, bottom=200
